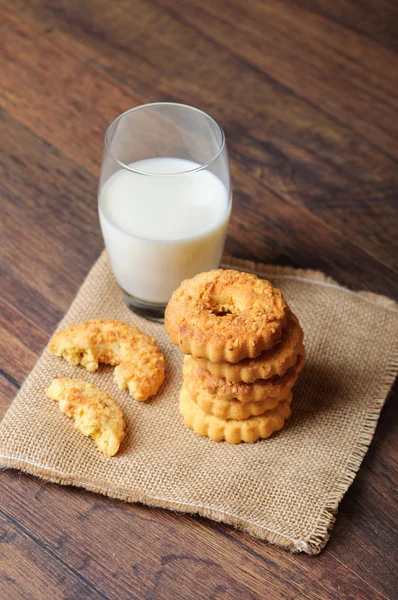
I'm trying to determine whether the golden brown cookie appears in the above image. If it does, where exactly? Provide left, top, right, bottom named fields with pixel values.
left=194, top=312, right=304, bottom=383
left=46, top=376, right=125, bottom=456
left=165, top=269, right=288, bottom=363
left=179, top=387, right=292, bottom=444
left=182, top=379, right=288, bottom=420
left=183, top=353, right=303, bottom=403
left=49, top=319, right=165, bottom=401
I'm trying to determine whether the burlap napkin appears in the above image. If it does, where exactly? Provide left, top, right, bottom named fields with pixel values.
left=1, top=252, right=397, bottom=555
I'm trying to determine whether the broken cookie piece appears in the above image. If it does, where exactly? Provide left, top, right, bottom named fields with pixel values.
left=49, top=319, right=165, bottom=401
left=46, top=376, right=126, bottom=456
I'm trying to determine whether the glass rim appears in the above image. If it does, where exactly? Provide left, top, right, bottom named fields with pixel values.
left=104, top=102, right=226, bottom=176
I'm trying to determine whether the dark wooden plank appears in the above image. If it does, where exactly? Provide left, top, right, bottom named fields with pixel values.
left=0, top=298, right=48, bottom=416
left=0, top=473, right=387, bottom=600
left=0, top=106, right=103, bottom=322
left=0, top=299, right=48, bottom=354
left=288, top=0, right=398, bottom=53
left=1, top=4, right=398, bottom=273
left=227, top=166, right=398, bottom=298
left=0, top=7, right=135, bottom=174
left=0, top=319, right=41, bottom=410
left=0, top=260, right=64, bottom=334
left=0, top=513, right=105, bottom=600
left=157, top=0, right=398, bottom=159
left=0, top=378, right=19, bottom=417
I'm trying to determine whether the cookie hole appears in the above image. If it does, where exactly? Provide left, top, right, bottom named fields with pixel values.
left=208, top=306, right=234, bottom=317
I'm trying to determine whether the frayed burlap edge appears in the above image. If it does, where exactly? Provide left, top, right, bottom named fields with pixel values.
left=223, top=256, right=398, bottom=553
left=1, top=252, right=397, bottom=555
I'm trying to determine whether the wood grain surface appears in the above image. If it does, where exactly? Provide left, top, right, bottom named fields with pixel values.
left=0, top=1, right=397, bottom=598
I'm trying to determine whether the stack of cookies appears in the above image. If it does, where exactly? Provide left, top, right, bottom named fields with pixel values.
left=165, top=269, right=304, bottom=444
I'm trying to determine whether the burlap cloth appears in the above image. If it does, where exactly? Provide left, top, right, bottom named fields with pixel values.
left=1, top=252, right=397, bottom=555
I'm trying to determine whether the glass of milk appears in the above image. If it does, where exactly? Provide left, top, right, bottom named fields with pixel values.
left=99, top=103, right=231, bottom=320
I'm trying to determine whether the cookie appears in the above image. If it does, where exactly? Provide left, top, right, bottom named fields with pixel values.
left=179, top=387, right=292, bottom=444
left=165, top=269, right=288, bottom=363
left=183, top=353, right=304, bottom=403
left=46, top=376, right=125, bottom=456
left=49, top=319, right=165, bottom=401
left=182, top=380, right=288, bottom=420
left=194, top=313, right=304, bottom=383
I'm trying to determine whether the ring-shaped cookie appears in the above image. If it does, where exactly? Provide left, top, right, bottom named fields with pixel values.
left=165, top=269, right=288, bottom=363
left=49, top=319, right=165, bottom=401
left=182, top=379, right=290, bottom=420
left=179, top=387, right=292, bottom=444
left=183, top=353, right=304, bottom=403
left=194, top=312, right=304, bottom=383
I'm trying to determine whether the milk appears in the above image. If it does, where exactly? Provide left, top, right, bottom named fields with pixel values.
left=99, top=157, right=230, bottom=304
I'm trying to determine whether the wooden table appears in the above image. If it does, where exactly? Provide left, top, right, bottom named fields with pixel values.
left=1, top=1, right=397, bottom=598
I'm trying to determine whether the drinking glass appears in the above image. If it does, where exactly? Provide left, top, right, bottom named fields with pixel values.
left=99, top=102, right=231, bottom=320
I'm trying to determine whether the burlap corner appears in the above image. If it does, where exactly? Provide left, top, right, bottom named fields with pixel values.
left=0, top=251, right=397, bottom=555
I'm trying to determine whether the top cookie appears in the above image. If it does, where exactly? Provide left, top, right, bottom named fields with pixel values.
left=165, top=269, right=288, bottom=363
